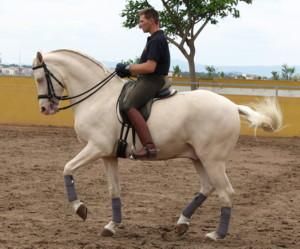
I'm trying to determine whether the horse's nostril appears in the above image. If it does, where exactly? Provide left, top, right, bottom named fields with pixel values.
left=41, top=106, right=46, bottom=112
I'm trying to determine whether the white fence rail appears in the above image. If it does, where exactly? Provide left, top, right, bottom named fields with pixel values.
left=172, top=81, right=300, bottom=98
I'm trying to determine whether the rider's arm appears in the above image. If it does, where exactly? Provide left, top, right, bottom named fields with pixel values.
left=128, top=60, right=157, bottom=75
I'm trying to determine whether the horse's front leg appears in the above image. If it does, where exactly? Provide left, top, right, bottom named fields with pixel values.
left=101, top=157, right=121, bottom=237
left=63, top=142, right=101, bottom=220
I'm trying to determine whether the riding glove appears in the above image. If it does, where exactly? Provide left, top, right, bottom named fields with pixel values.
left=115, top=63, right=131, bottom=78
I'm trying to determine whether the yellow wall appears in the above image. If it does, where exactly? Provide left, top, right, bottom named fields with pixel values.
left=0, top=76, right=299, bottom=137
left=0, top=76, right=73, bottom=126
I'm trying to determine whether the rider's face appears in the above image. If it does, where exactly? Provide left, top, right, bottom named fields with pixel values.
left=139, top=15, right=154, bottom=33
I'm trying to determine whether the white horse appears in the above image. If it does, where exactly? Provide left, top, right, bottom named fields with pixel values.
left=32, top=49, right=282, bottom=241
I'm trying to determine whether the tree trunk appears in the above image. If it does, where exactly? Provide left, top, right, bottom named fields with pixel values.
left=187, top=57, right=197, bottom=90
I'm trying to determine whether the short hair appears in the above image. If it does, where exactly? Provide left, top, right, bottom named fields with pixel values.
left=138, top=7, right=159, bottom=24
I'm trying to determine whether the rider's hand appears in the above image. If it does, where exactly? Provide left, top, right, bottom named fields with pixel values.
left=115, top=63, right=131, bottom=78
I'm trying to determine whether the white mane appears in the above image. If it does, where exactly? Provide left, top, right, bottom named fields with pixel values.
left=49, top=49, right=111, bottom=73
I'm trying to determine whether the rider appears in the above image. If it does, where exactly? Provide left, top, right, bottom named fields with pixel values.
left=115, top=7, right=170, bottom=159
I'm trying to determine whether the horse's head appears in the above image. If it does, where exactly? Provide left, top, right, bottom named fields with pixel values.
left=32, top=52, right=65, bottom=115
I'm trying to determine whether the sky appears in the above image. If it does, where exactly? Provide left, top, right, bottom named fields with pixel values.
left=0, top=0, right=299, bottom=67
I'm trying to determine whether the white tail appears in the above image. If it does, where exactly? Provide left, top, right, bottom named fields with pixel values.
left=238, top=97, right=283, bottom=133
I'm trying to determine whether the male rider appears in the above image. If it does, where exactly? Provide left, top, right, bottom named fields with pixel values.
left=115, top=7, right=170, bottom=159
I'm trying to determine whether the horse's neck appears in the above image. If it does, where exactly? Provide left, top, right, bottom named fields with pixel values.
left=51, top=54, right=123, bottom=111
left=66, top=69, right=122, bottom=104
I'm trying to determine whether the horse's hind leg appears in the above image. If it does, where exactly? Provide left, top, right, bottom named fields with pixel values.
left=176, top=160, right=215, bottom=235
left=63, top=142, right=101, bottom=221
left=202, top=159, right=235, bottom=240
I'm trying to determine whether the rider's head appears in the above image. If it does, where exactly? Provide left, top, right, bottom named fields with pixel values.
left=138, top=7, right=160, bottom=34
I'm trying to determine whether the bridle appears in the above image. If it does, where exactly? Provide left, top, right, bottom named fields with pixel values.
left=32, top=62, right=116, bottom=111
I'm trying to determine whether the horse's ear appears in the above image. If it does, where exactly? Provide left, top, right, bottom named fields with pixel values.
left=36, top=51, right=43, bottom=63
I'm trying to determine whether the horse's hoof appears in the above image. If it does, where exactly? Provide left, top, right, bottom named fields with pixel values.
left=161, top=225, right=187, bottom=242
left=76, top=203, right=88, bottom=221
left=101, top=228, right=114, bottom=237
left=205, top=231, right=224, bottom=241
left=175, top=223, right=189, bottom=236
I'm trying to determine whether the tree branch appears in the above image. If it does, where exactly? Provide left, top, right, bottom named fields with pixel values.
left=179, top=28, right=190, bottom=48
left=193, top=17, right=211, bottom=41
left=166, top=37, right=189, bottom=59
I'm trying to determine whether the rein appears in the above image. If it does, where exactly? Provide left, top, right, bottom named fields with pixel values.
left=32, top=62, right=116, bottom=111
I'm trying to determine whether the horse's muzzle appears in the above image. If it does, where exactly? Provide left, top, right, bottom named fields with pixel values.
left=40, top=102, right=58, bottom=115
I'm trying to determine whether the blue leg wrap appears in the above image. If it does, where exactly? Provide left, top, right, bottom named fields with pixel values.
left=182, top=193, right=207, bottom=218
left=217, top=207, right=231, bottom=238
left=112, top=198, right=122, bottom=223
left=64, top=175, right=77, bottom=202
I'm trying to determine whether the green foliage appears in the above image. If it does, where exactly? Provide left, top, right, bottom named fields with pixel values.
left=281, top=64, right=295, bottom=80
left=121, top=56, right=140, bottom=65
left=205, top=65, right=217, bottom=77
left=122, top=0, right=252, bottom=39
left=121, top=0, right=151, bottom=28
left=271, top=71, right=280, bottom=80
left=172, top=64, right=182, bottom=77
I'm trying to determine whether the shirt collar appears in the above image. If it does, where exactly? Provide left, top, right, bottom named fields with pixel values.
left=151, top=30, right=163, bottom=37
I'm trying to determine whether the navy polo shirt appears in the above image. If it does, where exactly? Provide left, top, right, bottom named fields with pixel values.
left=140, top=30, right=170, bottom=76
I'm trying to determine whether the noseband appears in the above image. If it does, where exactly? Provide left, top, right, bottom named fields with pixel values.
left=32, top=62, right=116, bottom=111
left=32, top=63, right=66, bottom=101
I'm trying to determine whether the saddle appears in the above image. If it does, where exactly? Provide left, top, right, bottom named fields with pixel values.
left=118, top=80, right=177, bottom=123
left=116, top=80, right=177, bottom=158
